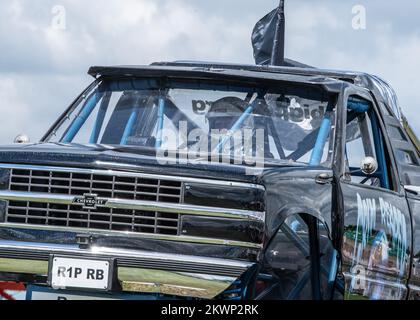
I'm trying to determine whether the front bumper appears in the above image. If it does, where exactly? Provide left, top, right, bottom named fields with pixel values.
left=0, top=241, right=255, bottom=299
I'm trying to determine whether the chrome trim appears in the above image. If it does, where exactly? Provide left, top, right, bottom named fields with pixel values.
left=0, top=241, right=253, bottom=270
left=0, top=241, right=252, bottom=298
left=404, top=185, right=420, bottom=195
left=0, top=257, right=236, bottom=299
left=0, top=163, right=265, bottom=191
left=118, top=268, right=235, bottom=298
left=0, top=190, right=264, bottom=222
left=0, top=223, right=263, bottom=249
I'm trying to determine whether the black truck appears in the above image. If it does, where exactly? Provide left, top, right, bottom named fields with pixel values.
left=0, top=60, right=419, bottom=300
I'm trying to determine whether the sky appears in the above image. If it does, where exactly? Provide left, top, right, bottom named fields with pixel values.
left=0, top=0, right=419, bottom=144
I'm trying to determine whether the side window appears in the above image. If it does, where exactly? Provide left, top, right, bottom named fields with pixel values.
left=344, top=97, right=394, bottom=190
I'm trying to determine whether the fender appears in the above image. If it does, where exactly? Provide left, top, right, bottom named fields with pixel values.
left=264, top=207, right=332, bottom=253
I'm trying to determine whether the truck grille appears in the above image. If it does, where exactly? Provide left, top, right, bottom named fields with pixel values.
left=5, top=168, right=182, bottom=235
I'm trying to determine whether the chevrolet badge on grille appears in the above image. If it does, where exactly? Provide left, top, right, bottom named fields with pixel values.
left=72, top=194, right=108, bottom=210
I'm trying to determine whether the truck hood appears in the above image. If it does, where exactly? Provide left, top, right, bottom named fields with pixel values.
left=0, top=143, right=268, bottom=184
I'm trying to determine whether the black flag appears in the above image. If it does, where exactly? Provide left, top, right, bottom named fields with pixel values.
left=252, top=1, right=285, bottom=66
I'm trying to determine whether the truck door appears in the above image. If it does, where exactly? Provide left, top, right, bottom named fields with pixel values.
left=369, top=79, right=420, bottom=300
left=406, top=188, right=420, bottom=299
left=339, top=94, right=412, bottom=300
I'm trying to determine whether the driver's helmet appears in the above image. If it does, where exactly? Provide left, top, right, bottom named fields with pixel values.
left=206, top=97, right=249, bottom=131
left=206, top=96, right=270, bottom=157
left=206, top=96, right=270, bottom=129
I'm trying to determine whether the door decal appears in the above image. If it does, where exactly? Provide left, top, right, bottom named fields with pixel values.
left=352, top=193, right=407, bottom=276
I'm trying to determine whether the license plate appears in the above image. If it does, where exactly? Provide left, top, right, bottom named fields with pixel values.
left=50, top=257, right=111, bottom=291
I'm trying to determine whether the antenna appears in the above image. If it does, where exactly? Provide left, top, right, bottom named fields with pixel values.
left=271, top=0, right=285, bottom=66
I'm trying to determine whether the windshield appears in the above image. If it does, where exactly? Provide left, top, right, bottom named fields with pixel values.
left=46, top=78, right=336, bottom=167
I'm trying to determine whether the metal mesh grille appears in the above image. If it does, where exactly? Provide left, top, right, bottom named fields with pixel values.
left=6, top=168, right=182, bottom=235
left=9, top=169, right=182, bottom=202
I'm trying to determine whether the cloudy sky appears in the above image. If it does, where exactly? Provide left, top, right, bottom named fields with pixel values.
left=0, top=0, right=419, bottom=144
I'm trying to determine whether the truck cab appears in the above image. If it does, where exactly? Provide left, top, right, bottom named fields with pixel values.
left=0, top=61, right=419, bottom=300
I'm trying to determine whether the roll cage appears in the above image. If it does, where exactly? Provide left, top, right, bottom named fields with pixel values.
left=43, top=70, right=342, bottom=167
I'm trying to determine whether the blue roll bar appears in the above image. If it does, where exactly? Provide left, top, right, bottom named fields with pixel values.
left=347, top=98, right=390, bottom=188
left=89, top=94, right=110, bottom=144
left=62, top=92, right=103, bottom=143
left=215, top=102, right=256, bottom=153
left=347, top=99, right=370, bottom=113
left=155, top=96, right=166, bottom=149
left=370, top=111, right=390, bottom=189
left=120, top=106, right=139, bottom=145
left=309, top=115, right=331, bottom=166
